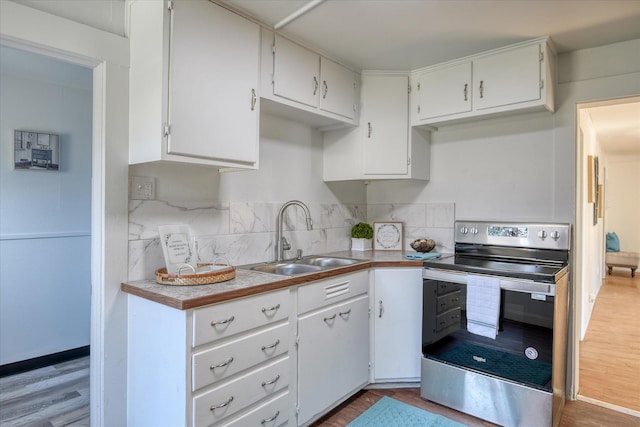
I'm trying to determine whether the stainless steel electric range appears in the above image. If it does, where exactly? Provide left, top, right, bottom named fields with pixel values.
left=421, top=220, right=571, bottom=427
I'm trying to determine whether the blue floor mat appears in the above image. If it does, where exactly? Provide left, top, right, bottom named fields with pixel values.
left=347, top=396, right=466, bottom=427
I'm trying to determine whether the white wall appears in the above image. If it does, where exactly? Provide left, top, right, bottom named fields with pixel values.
left=128, top=114, right=368, bottom=280
left=604, top=157, right=640, bottom=253
left=0, top=46, right=92, bottom=365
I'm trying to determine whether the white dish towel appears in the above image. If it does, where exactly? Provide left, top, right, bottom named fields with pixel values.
left=466, top=276, right=501, bottom=339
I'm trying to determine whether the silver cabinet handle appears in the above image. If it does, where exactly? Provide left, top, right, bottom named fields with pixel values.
left=261, top=304, right=280, bottom=313
left=210, top=396, right=234, bottom=410
left=261, top=410, right=280, bottom=424
left=463, top=83, right=468, bottom=101
left=261, top=374, right=280, bottom=387
left=210, top=357, right=234, bottom=370
left=211, top=315, right=234, bottom=326
left=323, top=313, right=336, bottom=323
left=261, top=339, right=280, bottom=351
left=479, top=80, right=484, bottom=98
left=339, top=309, right=351, bottom=318
left=367, top=122, right=372, bottom=138
left=379, top=300, right=384, bottom=318
left=322, top=80, right=328, bottom=99
left=250, top=88, right=256, bottom=111
left=313, top=76, right=318, bottom=95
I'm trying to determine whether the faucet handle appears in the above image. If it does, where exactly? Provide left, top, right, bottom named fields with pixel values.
left=282, top=237, right=291, bottom=251
left=296, top=249, right=303, bottom=260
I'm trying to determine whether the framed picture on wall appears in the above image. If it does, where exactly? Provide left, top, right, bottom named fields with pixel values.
left=14, top=130, right=60, bottom=171
left=374, top=222, right=404, bottom=251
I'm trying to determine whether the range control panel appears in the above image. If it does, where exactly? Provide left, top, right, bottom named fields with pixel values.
left=455, top=221, right=571, bottom=250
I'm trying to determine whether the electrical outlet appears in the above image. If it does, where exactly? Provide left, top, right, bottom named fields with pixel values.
left=130, top=176, right=155, bottom=200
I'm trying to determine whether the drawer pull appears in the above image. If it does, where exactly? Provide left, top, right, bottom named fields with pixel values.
left=323, top=313, right=337, bottom=323
left=261, top=339, right=280, bottom=351
left=261, top=374, right=281, bottom=387
left=261, top=410, right=280, bottom=424
left=211, top=315, right=235, bottom=326
left=210, top=395, right=234, bottom=411
left=210, top=357, right=234, bottom=370
left=261, top=304, right=281, bottom=313
left=339, top=309, right=351, bottom=318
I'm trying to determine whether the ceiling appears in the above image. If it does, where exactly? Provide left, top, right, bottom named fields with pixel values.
left=223, top=0, right=640, bottom=154
left=221, top=0, right=640, bottom=71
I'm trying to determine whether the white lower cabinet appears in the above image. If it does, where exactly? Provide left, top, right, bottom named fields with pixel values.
left=296, top=271, right=370, bottom=425
left=372, top=268, right=423, bottom=383
left=128, top=268, right=426, bottom=426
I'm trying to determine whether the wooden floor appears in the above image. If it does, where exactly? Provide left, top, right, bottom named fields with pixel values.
left=579, top=269, right=640, bottom=412
left=0, top=356, right=89, bottom=427
left=311, top=387, right=640, bottom=427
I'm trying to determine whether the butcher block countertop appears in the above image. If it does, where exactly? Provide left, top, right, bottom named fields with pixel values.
left=121, top=250, right=424, bottom=310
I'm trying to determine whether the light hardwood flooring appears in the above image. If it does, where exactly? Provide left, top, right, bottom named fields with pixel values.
left=578, top=269, right=640, bottom=412
left=0, top=356, right=89, bottom=427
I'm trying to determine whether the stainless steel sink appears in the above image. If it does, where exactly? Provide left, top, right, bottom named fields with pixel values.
left=241, top=256, right=364, bottom=276
left=295, top=256, right=362, bottom=268
left=248, top=263, right=322, bottom=276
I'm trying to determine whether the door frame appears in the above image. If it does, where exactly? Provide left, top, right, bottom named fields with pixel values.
left=1, top=3, right=130, bottom=426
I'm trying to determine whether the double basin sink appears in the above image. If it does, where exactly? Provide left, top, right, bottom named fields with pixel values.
left=240, top=256, right=366, bottom=276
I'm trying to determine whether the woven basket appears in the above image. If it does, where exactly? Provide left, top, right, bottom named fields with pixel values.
left=155, top=263, right=235, bottom=286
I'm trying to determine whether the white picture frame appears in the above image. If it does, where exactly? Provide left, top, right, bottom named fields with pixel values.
left=374, top=221, right=404, bottom=251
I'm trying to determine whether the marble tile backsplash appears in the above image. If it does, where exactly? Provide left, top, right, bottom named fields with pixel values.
left=128, top=200, right=455, bottom=281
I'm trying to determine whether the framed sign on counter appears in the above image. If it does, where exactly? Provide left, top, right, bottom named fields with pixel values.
left=374, top=221, right=404, bottom=251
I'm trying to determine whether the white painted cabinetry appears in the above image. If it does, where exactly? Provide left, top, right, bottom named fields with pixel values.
left=127, top=289, right=291, bottom=427
left=372, top=268, right=423, bottom=383
left=324, top=73, right=430, bottom=181
left=296, top=271, right=370, bottom=425
left=128, top=0, right=260, bottom=168
left=262, top=32, right=359, bottom=127
left=411, top=37, right=555, bottom=127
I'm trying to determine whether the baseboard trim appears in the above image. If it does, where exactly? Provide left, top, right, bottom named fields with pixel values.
left=577, top=394, right=640, bottom=418
left=0, top=346, right=90, bottom=378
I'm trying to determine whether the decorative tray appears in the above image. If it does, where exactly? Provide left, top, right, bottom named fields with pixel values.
left=155, top=263, right=235, bottom=286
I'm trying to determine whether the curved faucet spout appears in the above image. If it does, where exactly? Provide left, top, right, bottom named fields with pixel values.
left=275, top=200, right=313, bottom=262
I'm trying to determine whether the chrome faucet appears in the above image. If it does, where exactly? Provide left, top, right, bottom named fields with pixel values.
left=275, top=200, right=313, bottom=262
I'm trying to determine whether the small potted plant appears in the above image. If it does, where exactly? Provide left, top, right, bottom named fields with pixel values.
left=351, top=222, right=373, bottom=251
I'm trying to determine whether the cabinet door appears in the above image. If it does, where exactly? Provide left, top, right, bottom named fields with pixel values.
left=363, top=74, right=409, bottom=175
left=474, top=43, right=541, bottom=110
left=273, top=35, right=320, bottom=108
left=415, top=61, right=472, bottom=120
left=168, top=0, right=259, bottom=164
left=320, top=57, right=356, bottom=119
left=373, top=269, right=423, bottom=382
left=298, top=295, right=369, bottom=424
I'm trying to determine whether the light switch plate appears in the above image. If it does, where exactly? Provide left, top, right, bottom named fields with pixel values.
left=130, top=176, right=155, bottom=200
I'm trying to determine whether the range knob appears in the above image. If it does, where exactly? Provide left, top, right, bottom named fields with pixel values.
left=537, top=230, right=548, bottom=240
left=550, top=231, right=560, bottom=241
left=459, top=226, right=469, bottom=235
left=470, top=227, right=479, bottom=235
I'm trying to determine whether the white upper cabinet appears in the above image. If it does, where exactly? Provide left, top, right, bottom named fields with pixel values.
left=263, top=32, right=359, bottom=128
left=324, top=73, right=429, bottom=181
left=411, top=37, right=555, bottom=127
left=129, top=0, right=260, bottom=168
left=414, top=61, right=472, bottom=121
left=473, top=43, right=542, bottom=111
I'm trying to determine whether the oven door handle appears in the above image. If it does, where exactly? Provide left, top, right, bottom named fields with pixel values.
left=424, top=268, right=555, bottom=295
left=423, top=268, right=467, bottom=284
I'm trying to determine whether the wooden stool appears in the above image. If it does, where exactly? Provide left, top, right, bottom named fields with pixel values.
left=606, top=251, right=639, bottom=277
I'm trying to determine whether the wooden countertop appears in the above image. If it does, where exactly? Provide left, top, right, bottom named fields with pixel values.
left=121, top=250, right=425, bottom=310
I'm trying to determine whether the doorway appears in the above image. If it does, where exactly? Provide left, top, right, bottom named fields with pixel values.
left=574, top=95, right=640, bottom=416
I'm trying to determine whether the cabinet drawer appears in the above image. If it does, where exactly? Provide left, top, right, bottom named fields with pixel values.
left=435, top=308, right=461, bottom=332
left=193, top=357, right=289, bottom=426
left=436, top=291, right=461, bottom=314
left=298, top=271, right=368, bottom=314
left=193, top=289, right=289, bottom=347
left=437, top=281, right=460, bottom=295
left=219, top=390, right=289, bottom=427
left=192, top=323, right=289, bottom=391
